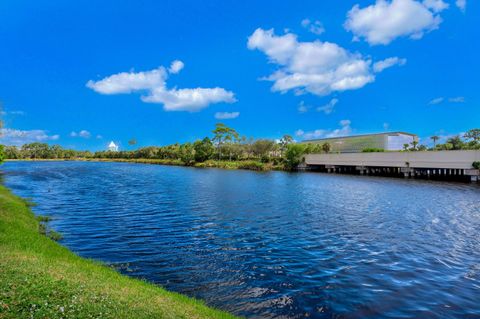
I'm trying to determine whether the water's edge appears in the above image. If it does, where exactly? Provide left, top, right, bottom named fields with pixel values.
left=0, top=182, right=239, bottom=318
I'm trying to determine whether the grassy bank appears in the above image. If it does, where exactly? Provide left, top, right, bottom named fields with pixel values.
left=86, top=158, right=284, bottom=171
left=7, top=158, right=286, bottom=171
left=0, top=185, right=237, bottom=319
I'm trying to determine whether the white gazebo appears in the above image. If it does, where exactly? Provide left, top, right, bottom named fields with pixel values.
left=108, top=141, right=119, bottom=152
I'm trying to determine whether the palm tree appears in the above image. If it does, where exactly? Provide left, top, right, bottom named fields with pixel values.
left=430, top=135, right=439, bottom=149
left=411, top=140, right=418, bottom=151
left=403, top=143, right=409, bottom=151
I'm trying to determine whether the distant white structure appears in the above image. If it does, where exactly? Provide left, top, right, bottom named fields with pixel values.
left=108, top=141, right=119, bottom=152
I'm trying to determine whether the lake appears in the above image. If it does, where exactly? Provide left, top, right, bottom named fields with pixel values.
left=2, top=161, right=480, bottom=318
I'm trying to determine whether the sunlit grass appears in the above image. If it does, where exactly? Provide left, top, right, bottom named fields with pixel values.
left=0, top=185, right=238, bottom=319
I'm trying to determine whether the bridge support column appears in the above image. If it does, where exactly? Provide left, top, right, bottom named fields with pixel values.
left=401, top=167, right=413, bottom=178
left=355, top=166, right=366, bottom=175
left=465, top=169, right=480, bottom=183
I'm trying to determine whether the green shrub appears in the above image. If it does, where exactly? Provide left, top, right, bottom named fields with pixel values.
left=47, top=229, right=63, bottom=241
left=238, top=161, right=265, bottom=171
left=362, top=148, right=385, bottom=152
left=36, top=215, right=52, bottom=222
left=473, top=161, right=480, bottom=169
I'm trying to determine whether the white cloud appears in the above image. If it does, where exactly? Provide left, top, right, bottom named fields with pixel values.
left=298, top=101, right=309, bottom=113
left=428, top=96, right=465, bottom=104
left=70, top=130, right=91, bottom=138
left=0, top=128, right=59, bottom=146
left=301, top=19, right=325, bottom=35
left=168, top=60, right=184, bottom=74
left=429, top=97, right=444, bottom=104
left=316, top=98, right=339, bottom=114
left=87, top=61, right=236, bottom=112
left=373, top=57, right=407, bottom=72
left=383, top=122, right=390, bottom=130
left=423, top=0, right=449, bottom=12
left=96, top=134, right=103, bottom=139
left=214, top=111, right=240, bottom=120
left=344, top=0, right=446, bottom=45
left=449, top=96, right=465, bottom=103
left=86, top=67, right=167, bottom=94
left=248, top=28, right=384, bottom=97
left=295, top=129, right=305, bottom=137
left=0, top=110, right=25, bottom=116
left=456, top=0, right=466, bottom=12
left=296, top=120, right=352, bottom=140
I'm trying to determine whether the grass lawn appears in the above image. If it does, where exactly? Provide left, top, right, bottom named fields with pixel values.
left=0, top=185, right=238, bottom=319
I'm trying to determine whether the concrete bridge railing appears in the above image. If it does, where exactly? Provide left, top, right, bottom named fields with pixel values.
left=304, top=150, right=480, bottom=170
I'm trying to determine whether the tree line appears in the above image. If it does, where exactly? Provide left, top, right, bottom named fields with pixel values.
left=1, top=125, right=479, bottom=170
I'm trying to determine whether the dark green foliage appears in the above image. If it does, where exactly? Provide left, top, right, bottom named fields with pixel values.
left=284, top=144, right=306, bottom=170
left=362, top=148, right=385, bottom=152
left=193, top=137, right=214, bottom=162
left=321, top=142, right=331, bottom=154
left=473, top=161, right=480, bottom=169
left=47, top=230, right=63, bottom=241
left=36, top=215, right=52, bottom=222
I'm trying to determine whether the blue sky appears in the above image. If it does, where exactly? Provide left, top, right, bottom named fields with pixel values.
left=0, top=0, right=478, bottom=150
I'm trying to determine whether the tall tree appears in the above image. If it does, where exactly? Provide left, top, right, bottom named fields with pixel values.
left=279, top=135, right=294, bottom=156
left=411, top=140, right=419, bottom=151
left=447, top=136, right=464, bottom=150
left=193, top=137, right=214, bottom=162
left=321, top=142, right=331, bottom=154
left=430, top=135, right=439, bottom=148
left=464, top=129, right=480, bottom=142
left=212, top=123, right=239, bottom=160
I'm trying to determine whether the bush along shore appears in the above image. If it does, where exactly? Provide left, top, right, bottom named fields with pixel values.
left=0, top=185, right=238, bottom=319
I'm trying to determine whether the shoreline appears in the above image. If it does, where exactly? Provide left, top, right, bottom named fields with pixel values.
left=5, top=158, right=286, bottom=172
left=0, top=184, right=238, bottom=319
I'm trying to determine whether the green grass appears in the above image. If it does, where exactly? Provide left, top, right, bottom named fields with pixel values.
left=0, top=185, right=238, bottom=319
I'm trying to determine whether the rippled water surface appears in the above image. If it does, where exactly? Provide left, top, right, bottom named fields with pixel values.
left=2, top=161, right=480, bottom=318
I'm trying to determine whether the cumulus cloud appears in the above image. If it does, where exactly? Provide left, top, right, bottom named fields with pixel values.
left=345, top=0, right=447, bottom=45
left=0, top=128, right=59, bottom=146
left=86, top=67, right=166, bottom=95
left=456, top=0, right=466, bottom=11
left=316, top=98, right=339, bottom=114
left=87, top=61, right=236, bottom=112
left=214, top=111, right=240, bottom=120
left=301, top=19, right=325, bottom=35
left=423, top=0, right=449, bottom=12
left=247, top=28, right=400, bottom=97
left=296, top=120, right=352, bottom=140
left=373, top=57, right=407, bottom=72
left=70, top=130, right=91, bottom=138
left=168, top=60, right=184, bottom=74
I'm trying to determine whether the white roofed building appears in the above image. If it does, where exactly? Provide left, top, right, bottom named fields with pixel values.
left=108, top=141, right=119, bottom=152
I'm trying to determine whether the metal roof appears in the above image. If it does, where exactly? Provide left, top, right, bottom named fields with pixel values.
left=303, top=131, right=418, bottom=143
